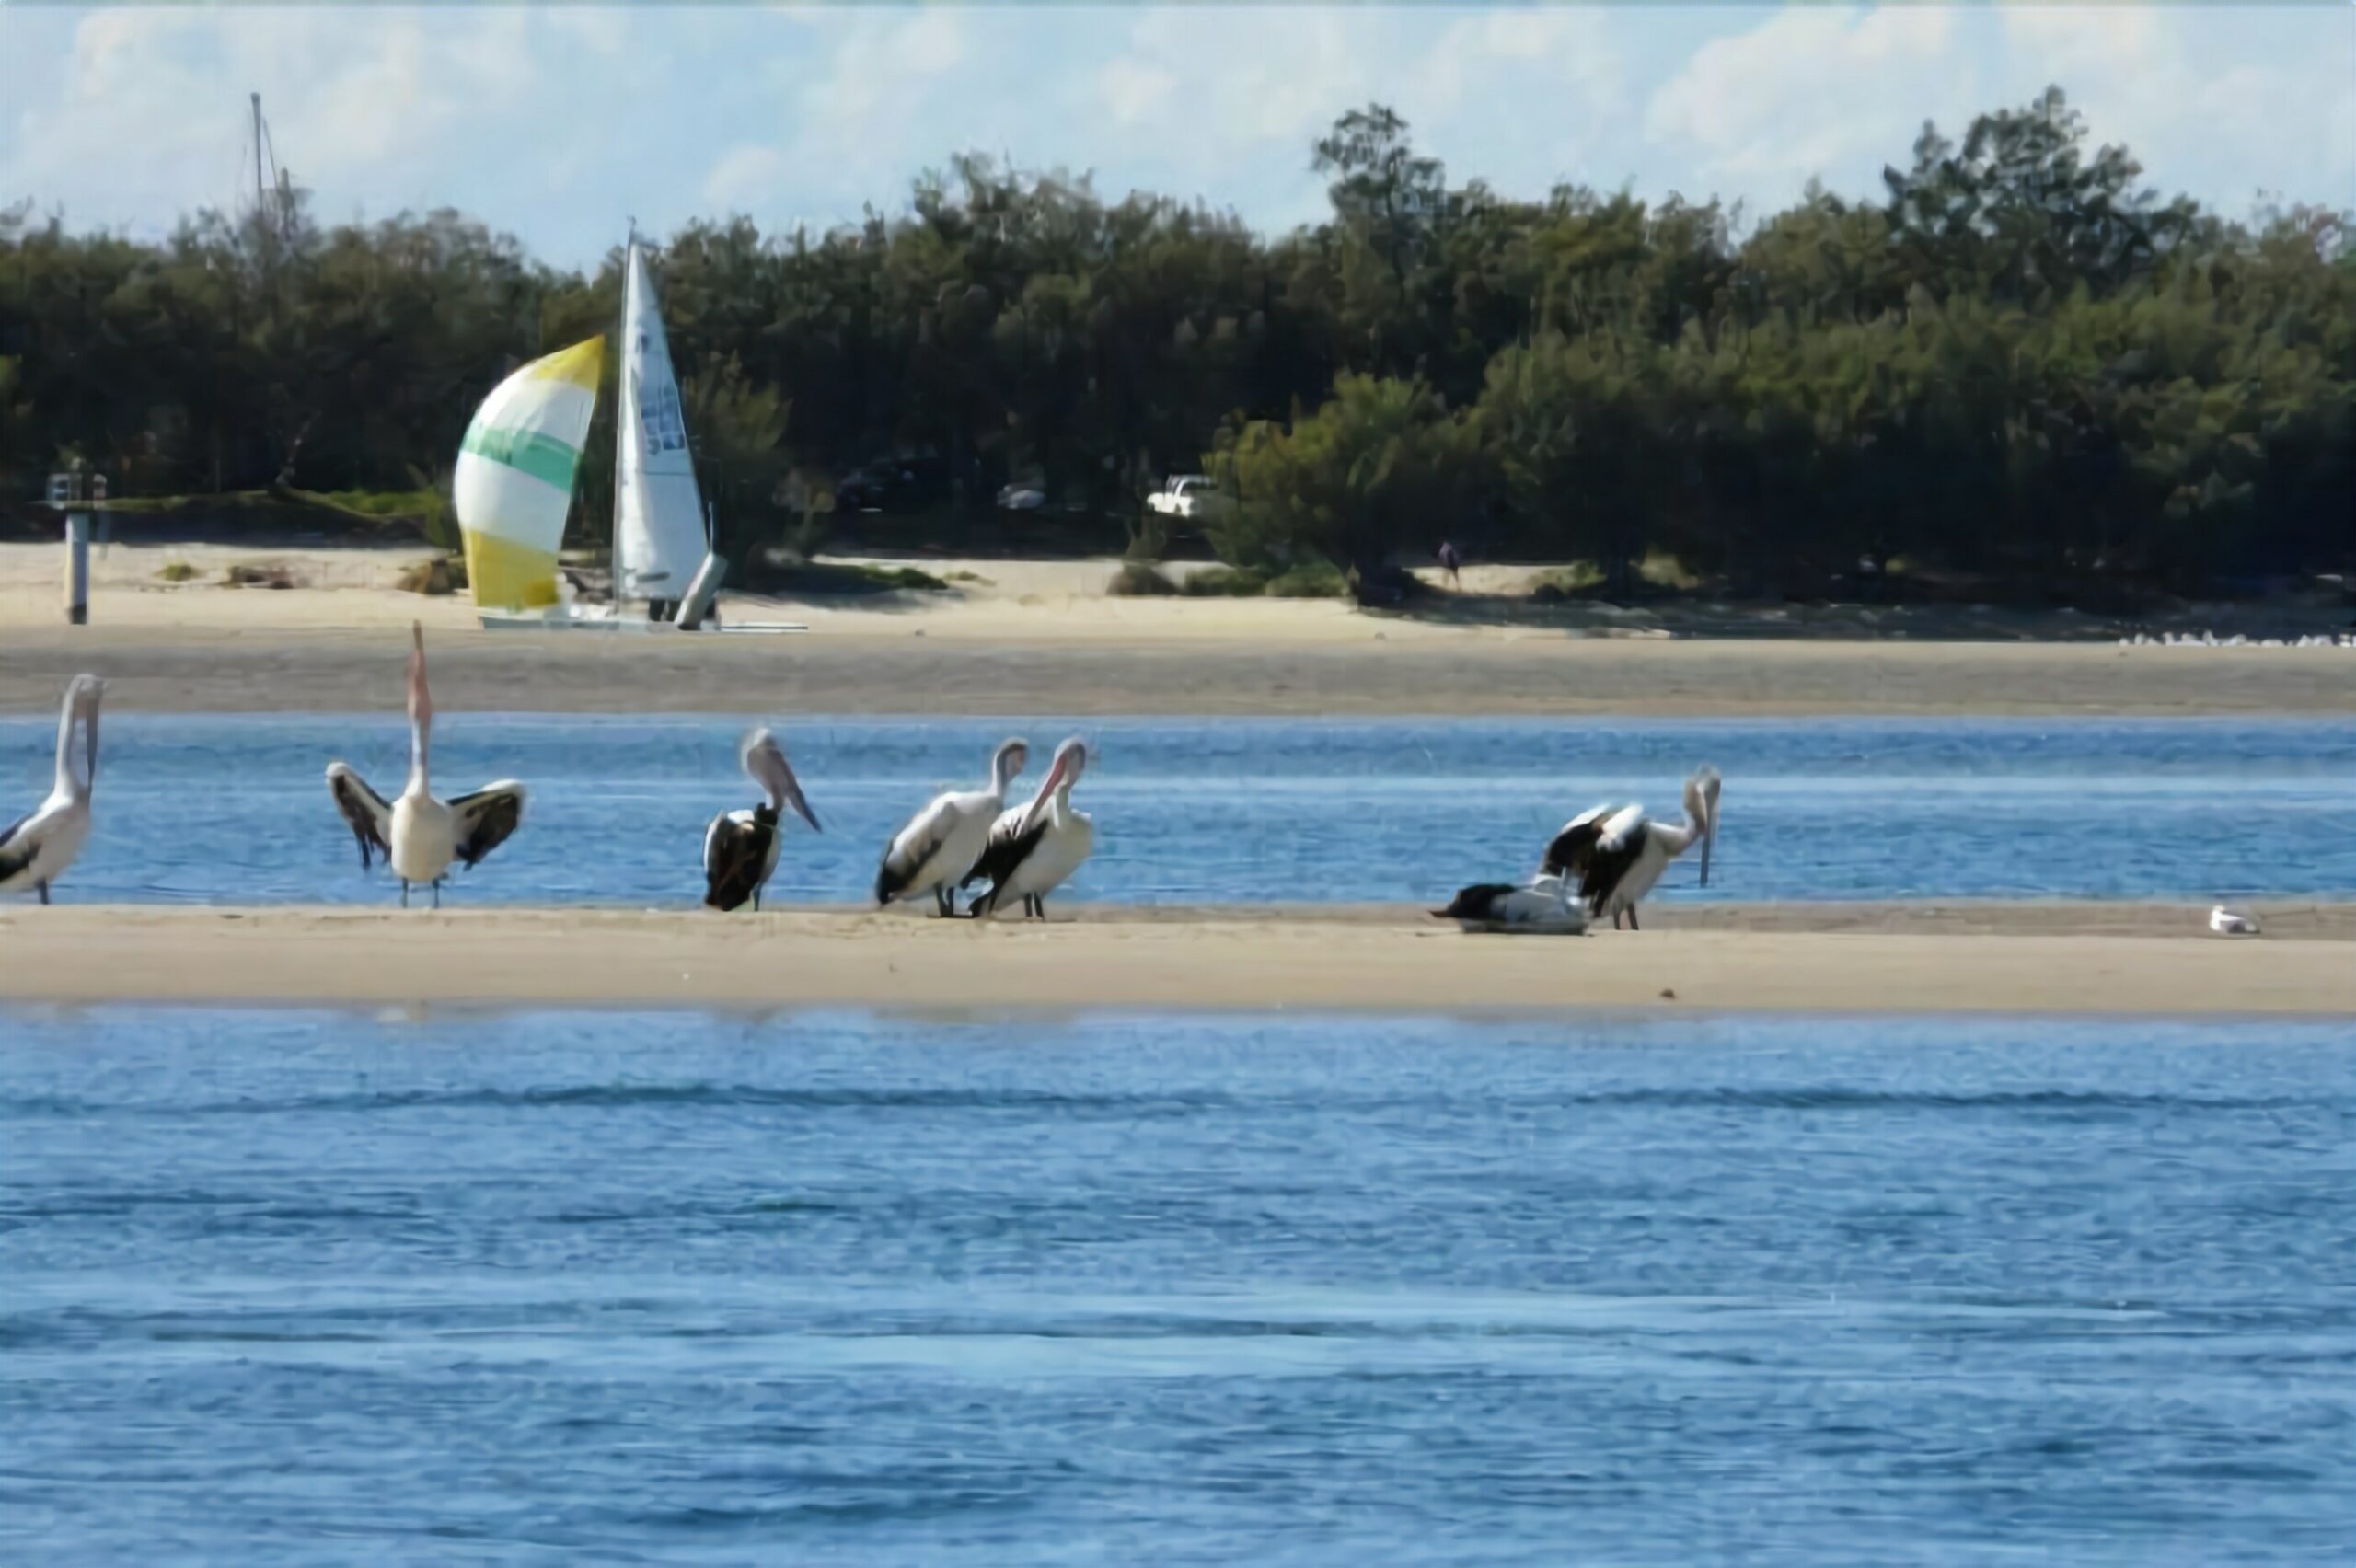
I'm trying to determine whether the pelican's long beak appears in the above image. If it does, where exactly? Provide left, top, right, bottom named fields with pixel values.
left=1698, top=774, right=1720, bottom=887
left=745, top=732, right=821, bottom=833
left=407, top=622, right=432, bottom=730
left=778, top=762, right=822, bottom=834
left=83, top=679, right=102, bottom=785
left=1015, top=750, right=1072, bottom=837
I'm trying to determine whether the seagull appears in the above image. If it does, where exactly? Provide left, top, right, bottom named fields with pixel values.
left=2209, top=905, right=2260, bottom=938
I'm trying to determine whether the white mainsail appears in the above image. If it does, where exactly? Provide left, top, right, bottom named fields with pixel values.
left=614, top=238, right=711, bottom=605
left=454, top=336, right=603, bottom=610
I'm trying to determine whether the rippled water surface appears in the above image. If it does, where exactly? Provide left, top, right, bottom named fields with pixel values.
left=5, top=713, right=2354, bottom=906
left=4, top=1008, right=2351, bottom=1562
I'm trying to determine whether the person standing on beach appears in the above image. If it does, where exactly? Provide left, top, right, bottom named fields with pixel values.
left=1438, top=539, right=1461, bottom=589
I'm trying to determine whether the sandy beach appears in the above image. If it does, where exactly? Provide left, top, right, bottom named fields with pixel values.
left=5, top=543, right=2351, bottom=717
left=4, top=903, right=2350, bottom=1016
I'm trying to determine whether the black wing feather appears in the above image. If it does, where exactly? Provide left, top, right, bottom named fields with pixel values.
left=962, top=813, right=1047, bottom=917
left=1579, top=824, right=1648, bottom=915
left=704, top=811, right=775, bottom=912
left=876, top=801, right=955, bottom=905
left=326, top=767, right=391, bottom=871
left=0, top=812, right=35, bottom=883
left=962, top=815, right=1045, bottom=891
left=1541, top=809, right=1616, bottom=878
left=447, top=786, right=525, bottom=868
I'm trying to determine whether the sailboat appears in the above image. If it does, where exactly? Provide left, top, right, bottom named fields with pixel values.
left=460, top=230, right=798, bottom=632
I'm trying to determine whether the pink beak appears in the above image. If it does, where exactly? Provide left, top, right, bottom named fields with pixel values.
left=1015, top=750, right=1073, bottom=836
left=407, top=623, right=433, bottom=729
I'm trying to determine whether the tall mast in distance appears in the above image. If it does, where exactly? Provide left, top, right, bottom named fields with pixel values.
left=250, top=93, right=267, bottom=217
left=244, top=92, right=295, bottom=243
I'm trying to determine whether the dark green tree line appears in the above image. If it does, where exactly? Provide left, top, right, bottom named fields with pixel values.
left=2, top=87, right=2347, bottom=594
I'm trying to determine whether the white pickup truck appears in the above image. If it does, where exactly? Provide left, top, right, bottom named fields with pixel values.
left=1145, top=475, right=1227, bottom=520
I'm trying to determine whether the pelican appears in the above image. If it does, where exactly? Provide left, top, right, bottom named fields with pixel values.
left=0, top=674, right=104, bottom=905
left=964, top=736, right=1093, bottom=918
left=326, top=622, right=527, bottom=908
left=2209, top=905, right=2259, bottom=937
left=1578, top=767, right=1720, bottom=930
left=1540, top=802, right=1625, bottom=881
left=703, top=727, right=822, bottom=911
left=875, top=737, right=1028, bottom=917
left=1432, top=874, right=1587, bottom=932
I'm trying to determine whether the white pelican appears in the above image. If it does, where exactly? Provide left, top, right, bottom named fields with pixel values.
left=703, top=727, right=822, bottom=911
left=2209, top=905, right=2259, bottom=937
left=1432, top=874, right=1587, bottom=933
left=1578, top=766, right=1720, bottom=930
left=326, top=623, right=527, bottom=908
left=0, top=674, right=104, bottom=905
left=875, top=737, right=1028, bottom=917
left=964, top=736, right=1093, bottom=918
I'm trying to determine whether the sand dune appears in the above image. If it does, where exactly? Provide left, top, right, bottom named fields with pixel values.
left=3, top=903, right=2349, bottom=1017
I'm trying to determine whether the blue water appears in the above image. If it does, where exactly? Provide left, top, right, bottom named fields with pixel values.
left=6, top=714, right=2354, bottom=908
left=2, top=1008, right=2350, bottom=1562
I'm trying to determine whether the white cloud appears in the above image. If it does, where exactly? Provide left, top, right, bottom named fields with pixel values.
left=704, top=144, right=791, bottom=210
left=693, top=7, right=980, bottom=219
left=1412, top=7, right=1624, bottom=195
left=799, top=7, right=968, bottom=129
left=1646, top=6, right=1963, bottom=193
left=1993, top=6, right=2355, bottom=209
left=1097, top=57, right=1178, bottom=130
left=1094, top=8, right=1373, bottom=170
left=541, top=11, right=629, bottom=58
left=1640, top=5, right=2354, bottom=219
left=5, top=8, right=556, bottom=230
left=1425, top=8, right=1615, bottom=121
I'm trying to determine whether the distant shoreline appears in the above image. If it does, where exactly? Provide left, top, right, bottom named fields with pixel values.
left=4, top=543, right=2350, bottom=719
left=4, top=904, right=2350, bottom=1017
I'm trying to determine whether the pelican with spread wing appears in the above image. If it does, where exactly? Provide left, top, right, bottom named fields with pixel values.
left=1576, top=767, right=1720, bottom=930
left=326, top=623, right=527, bottom=908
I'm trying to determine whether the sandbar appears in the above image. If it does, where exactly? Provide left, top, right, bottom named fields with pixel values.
left=3, top=903, right=2350, bottom=1017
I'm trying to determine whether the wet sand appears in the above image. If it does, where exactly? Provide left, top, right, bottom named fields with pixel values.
left=4, top=904, right=2350, bottom=1017
left=6, top=622, right=2352, bottom=718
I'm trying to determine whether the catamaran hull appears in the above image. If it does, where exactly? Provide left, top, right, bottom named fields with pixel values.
left=476, top=605, right=805, bottom=634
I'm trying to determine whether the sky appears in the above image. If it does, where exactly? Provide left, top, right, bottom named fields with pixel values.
left=3, top=4, right=2350, bottom=268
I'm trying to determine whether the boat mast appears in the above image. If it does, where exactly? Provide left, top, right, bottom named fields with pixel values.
left=250, top=94, right=268, bottom=217
left=613, top=219, right=633, bottom=607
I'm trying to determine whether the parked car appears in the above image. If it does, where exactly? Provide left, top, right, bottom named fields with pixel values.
left=835, top=457, right=948, bottom=513
left=997, top=479, right=1046, bottom=512
left=1146, top=475, right=1227, bottom=520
